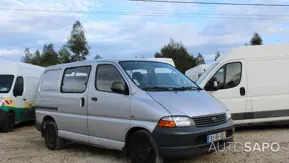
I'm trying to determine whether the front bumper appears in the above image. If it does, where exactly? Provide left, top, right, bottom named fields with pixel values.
left=152, top=119, right=235, bottom=159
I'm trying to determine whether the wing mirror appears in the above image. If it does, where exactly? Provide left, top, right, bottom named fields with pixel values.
left=205, top=78, right=218, bottom=91
left=111, top=82, right=128, bottom=95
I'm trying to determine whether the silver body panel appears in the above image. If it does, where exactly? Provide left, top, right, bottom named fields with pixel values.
left=147, top=90, right=225, bottom=117
left=36, top=59, right=228, bottom=151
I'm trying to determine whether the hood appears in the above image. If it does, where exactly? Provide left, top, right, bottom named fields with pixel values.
left=147, top=90, right=226, bottom=117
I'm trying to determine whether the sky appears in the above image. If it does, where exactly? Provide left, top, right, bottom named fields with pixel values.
left=1, top=0, right=289, bottom=63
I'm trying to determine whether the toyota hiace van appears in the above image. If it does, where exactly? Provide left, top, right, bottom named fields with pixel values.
left=35, top=59, right=234, bottom=162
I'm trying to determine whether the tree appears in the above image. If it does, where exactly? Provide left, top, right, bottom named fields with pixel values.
left=154, top=39, right=196, bottom=73
left=40, top=44, right=59, bottom=67
left=58, top=46, right=72, bottom=64
left=67, top=21, right=90, bottom=62
left=22, top=48, right=33, bottom=63
left=215, top=51, right=221, bottom=61
left=250, top=33, right=263, bottom=45
left=30, top=50, right=41, bottom=65
left=196, top=53, right=205, bottom=65
left=94, top=54, right=102, bottom=60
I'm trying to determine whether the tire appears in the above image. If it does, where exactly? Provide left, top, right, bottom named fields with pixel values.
left=43, top=121, right=64, bottom=150
left=2, top=112, right=15, bottom=133
left=128, top=130, right=164, bottom=163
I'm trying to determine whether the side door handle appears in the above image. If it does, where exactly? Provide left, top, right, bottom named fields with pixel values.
left=240, top=87, right=246, bottom=96
left=91, top=97, right=98, bottom=102
left=80, top=97, right=85, bottom=107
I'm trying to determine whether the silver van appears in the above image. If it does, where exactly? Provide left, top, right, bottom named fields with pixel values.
left=35, top=59, right=234, bottom=163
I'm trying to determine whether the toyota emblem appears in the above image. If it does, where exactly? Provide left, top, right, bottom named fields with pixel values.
left=212, top=117, right=217, bottom=122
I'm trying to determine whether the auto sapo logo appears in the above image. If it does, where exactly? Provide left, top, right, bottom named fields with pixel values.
left=209, top=142, right=280, bottom=153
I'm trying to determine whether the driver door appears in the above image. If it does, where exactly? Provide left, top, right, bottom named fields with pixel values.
left=204, top=61, right=250, bottom=124
left=88, top=63, right=131, bottom=149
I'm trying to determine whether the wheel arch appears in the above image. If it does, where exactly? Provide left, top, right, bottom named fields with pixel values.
left=123, top=127, right=151, bottom=156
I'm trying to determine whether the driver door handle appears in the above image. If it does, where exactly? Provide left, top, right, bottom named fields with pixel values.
left=91, top=97, right=98, bottom=102
left=80, top=97, right=85, bottom=107
left=240, top=87, right=246, bottom=96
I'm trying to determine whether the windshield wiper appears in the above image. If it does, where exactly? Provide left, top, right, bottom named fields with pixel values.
left=143, top=86, right=173, bottom=91
left=172, top=86, right=202, bottom=91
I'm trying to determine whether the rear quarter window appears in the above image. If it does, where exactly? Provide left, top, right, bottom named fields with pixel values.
left=40, top=69, right=62, bottom=92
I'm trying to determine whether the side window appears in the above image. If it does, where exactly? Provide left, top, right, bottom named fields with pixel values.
left=213, top=67, right=225, bottom=89
left=205, top=62, right=242, bottom=91
left=61, top=66, right=91, bottom=93
left=96, top=64, right=125, bottom=92
left=13, top=76, right=24, bottom=97
left=225, top=63, right=242, bottom=89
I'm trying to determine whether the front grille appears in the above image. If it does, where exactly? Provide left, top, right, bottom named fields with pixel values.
left=192, top=113, right=226, bottom=127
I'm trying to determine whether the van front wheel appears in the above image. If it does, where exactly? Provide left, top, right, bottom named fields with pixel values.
left=44, top=121, right=64, bottom=150
left=2, top=112, right=15, bottom=133
left=129, top=130, right=163, bottom=163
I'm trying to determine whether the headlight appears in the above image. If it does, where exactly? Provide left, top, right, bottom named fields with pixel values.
left=226, top=109, right=231, bottom=120
left=158, top=116, right=195, bottom=128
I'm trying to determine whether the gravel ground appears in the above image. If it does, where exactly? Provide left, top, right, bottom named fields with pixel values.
left=0, top=123, right=289, bottom=163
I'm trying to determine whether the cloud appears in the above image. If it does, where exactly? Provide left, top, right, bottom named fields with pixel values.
left=0, top=0, right=99, bottom=44
left=0, top=49, right=23, bottom=56
left=1, top=0, right=289, bottom=64
left=203, top=0, right=289, bottom=39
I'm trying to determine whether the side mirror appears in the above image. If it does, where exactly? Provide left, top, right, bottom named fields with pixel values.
left=205, top=79, right=218, bottom=91
left=111, top=82, right=128, bottom=95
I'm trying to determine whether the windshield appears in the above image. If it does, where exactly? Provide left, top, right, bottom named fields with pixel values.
left=119, top=61, right=200, bottom=91
left=0, top=75, right=15, bottom=93
left=196, top=62, right=218, bottom=85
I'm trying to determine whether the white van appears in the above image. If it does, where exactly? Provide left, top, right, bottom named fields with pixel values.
left=35, top=59, right=234, bottom=162
left=197, top=43, right=289, bottom=125
left=185, top=64, right=211, bottom=82
left=0, top=60, right=44, bottom=132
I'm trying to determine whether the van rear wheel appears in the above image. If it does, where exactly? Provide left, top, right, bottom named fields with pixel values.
left=2, top=112, right=15, bottom=133
left=44, top=121, right=64, bottom=150
left=129, top=130, right=163, bottom=163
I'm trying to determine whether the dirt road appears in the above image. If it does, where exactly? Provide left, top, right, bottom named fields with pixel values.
left=0, top=123, right=289, bottom=163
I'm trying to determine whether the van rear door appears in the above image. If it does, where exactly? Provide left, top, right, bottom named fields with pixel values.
left=203, top=60, right=251, bottom=124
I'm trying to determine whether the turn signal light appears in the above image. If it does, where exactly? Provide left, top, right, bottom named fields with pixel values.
left=157, top=117, right=176, bottom=128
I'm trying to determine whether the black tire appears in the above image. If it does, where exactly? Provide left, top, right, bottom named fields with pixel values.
left=2, top=112, right=15, bottom=133
left=43, top=121, right=64, bottom=150
left=128, top=130, right=164, bottom=163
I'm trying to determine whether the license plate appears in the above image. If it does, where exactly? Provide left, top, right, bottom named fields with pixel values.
left=207, top=131, right=226, bottom=143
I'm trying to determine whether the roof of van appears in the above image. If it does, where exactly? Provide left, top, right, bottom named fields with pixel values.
left=45, top=58, right=174, bottom=70
left=218, top=43, right=289, bottom=62
left=0, top=60, right=44, bottom=75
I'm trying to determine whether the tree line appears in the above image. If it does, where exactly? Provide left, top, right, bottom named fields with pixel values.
left=22, top=20, right=263, bottom=73
left=22, top=21, right=90, bottom=67
left=154, top=33, right=263, bottom=73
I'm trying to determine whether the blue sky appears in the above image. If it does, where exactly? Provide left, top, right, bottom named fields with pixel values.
left=1, top=0, right=289, bottom=63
